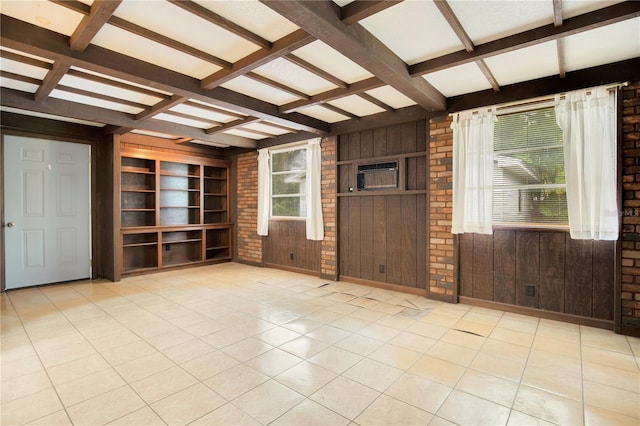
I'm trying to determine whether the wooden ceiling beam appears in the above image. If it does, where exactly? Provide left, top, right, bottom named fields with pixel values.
left=183, top=100, right=246, bottom=120
left=166, top=0, right=272, bottom=49
left=135, top=95, right=187, bottom=121
left=66, top=69, right=167, bottom=100
left=357, top=92, right=394, bottom=111
left=284, top=54, right=348, bottom=89
left=245, top=72, right=311, bottom=100
left=162, top=110, right=222, bottom=127
left=410, top=1, right=640, bottom=76
left=0, top=70, right=41, bottom=86
left=0, top=49, right=52, bottom=69
left=70, top=0, right=122, bottom=51
left=0, top=15, right=330, bottom=135
left=340, top=1, right=402, bottom=25
left=206, top=116, right=261, bottom=134
left=261, top=0, right=445, bottom=111
left=34, top=60, right=70, bottom=102
left=553, top=0, right=566, bottom=78
left=1, top=87, right=257, bottom=148
left=280, top=76, right=384, bottom=113
left=200, top=29, right=314, bottom=89
left=321, top=103, right=359, bottom=120
left=56, top=85, right=150, bottom=110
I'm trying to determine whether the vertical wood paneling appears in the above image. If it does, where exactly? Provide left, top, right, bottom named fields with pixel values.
left=539, top=232, right=566, bottom=313
left=339, top=197, right=350, bottom=276
left=348, top=197, right=362, bottom=278
left=592, top=240, right=615, bottom=320
left=373, top=196, right=387, bottom=282
left=348, top=132, right=361, bottom=161
left=473, top=234, right=494, bottom=300
left=360, top=196, right=374, bottom=280
left=373, top=127, right=387, bottom=157
left=416, top=195, right=427, bottom=289
left=459, top=234, right=474, bottom=297
left=386, top=195, right=403, bottom=285
left=401, top=195, right=418, bottom=287
left=516, top=232, right=539, bottom=308
left=493, top=230, right=516, bottom=304
left=387, top=123, right=403, bottom=155
left=264, top=220, right=319, bottom=272
left=360, top=130, right=374, bottom=159
left=565, top=239, right=593, bottom=317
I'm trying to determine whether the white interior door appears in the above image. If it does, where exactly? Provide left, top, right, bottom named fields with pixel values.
left=4, top=135, right=91, bottom=289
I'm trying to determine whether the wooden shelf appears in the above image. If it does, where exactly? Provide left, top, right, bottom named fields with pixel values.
left=119, top=149, right=232, bottom=275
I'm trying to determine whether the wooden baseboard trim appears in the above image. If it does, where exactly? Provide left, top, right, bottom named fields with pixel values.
left=339, top=275, right=426, bottom=297
left=459, top=296, right=614, bottom=331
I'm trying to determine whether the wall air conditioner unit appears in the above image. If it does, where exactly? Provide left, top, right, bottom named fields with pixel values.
left=356, top=161, right=399, bottom=191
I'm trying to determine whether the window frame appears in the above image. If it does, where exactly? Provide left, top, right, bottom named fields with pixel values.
left=269, top=144, right=308, bottom=219
left=492, top=104, right=569, bottom=230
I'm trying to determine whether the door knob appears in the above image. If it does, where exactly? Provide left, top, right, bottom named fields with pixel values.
left=6, top=222, right=15, bottom=228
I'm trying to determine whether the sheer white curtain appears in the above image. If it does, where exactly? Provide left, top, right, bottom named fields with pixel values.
left=451, top=108, right=496, bottom=235
left=257, top=148, right=271, bottom=236
left=306, top=138, right=324, bottom=240
left=555, top=87, right=618, bottom=240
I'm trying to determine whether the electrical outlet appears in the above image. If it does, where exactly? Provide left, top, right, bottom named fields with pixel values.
left=379, top=264, right=385, bottom=273
left=165, top=244, right=170, bottom=251
left=289, top=253, right=294, bottom=260
left=526, top=284, right=535, bottom=296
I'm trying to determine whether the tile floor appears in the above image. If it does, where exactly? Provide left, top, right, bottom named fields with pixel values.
left=1, top=263, right=639, bottom=425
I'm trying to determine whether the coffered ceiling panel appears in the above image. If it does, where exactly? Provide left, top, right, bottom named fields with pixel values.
left=0, top=0, right=637, bottom=150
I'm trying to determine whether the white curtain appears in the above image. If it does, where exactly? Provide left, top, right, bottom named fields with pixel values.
left=257, top=148, right=271, bottom=236
left=555, top=87, right=618, bottom=240
left=306, top=138, right=324, bottom=240
left=451, top=108, right=496, bottom=235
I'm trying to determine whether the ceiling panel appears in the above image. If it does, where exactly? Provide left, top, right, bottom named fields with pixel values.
left=113, top=0, right=260, bottom=63
left=562, top=0, right=627, bottom=19
left=0, top=57, right=48, bottom=80
left=299, top=105, right=350, bottom=123
left=243, top=122, right=291, bottom=136
left=484, top=41, right=560, bottom=86
left=292, top=41, right=373, bottom=84
left=50, top=89, right=144, bottom=114
left=450, top=0, right=554, bottom=45
left=59, top=74, right=162, bottom=106
left=224, top=128, right=264, bottom=139
left=90, top=24, right=220, bottom=80
left=169, top=104, right=240, bottom=124
left=221, top=75, right=301, bottom=106
left=364, top=86, right=415, bottom=109
left=423, top=62, right=493, bottom=97
left=563, top=18, right=640, bottom=72
left=254, top=58, right=338, bottom=96
left=328, top=95, right=386, bottom=117
left=0, top=78, right=39, bottom=93
left=0, top=1, right=82, bottom=37
left=0, top=106, right=105, bottom=126
left=360, top=0, right=463, bottom=65
left=194, top=0, right=299, bottom=43
left=153, top=113, right=212, bottom=129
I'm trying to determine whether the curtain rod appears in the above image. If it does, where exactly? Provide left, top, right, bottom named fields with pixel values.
left=450, top=81, right=628, bottom=117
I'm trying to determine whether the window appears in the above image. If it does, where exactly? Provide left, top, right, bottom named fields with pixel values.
left=493, top=106, right=568, bottom=227
left=271, top=147, right=307, bottom=217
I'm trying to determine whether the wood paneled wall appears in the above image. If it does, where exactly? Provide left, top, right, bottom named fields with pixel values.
left=263, top=219, right=320, bottom=273
left=459, top=230, right=615, bottom=321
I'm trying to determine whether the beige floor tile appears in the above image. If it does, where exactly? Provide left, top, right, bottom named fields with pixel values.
left=308, top=324, right=352, bottom=344
left=0, top=387, right=63, bottom=426
left=385, top=373, right=452, bottom=414
left=26, top=410, right=72, bottom=425
left=521, top=366, right=583, bottom=401
left=130, top=366, right=198, bottom=404
left=310, top=376, right=380, bottom=420
left=437, top=389, right=511, bottom=425
left=308, top=346, right=363, bottom=374
left=335, top=333, right=385, bottom=356
left=331, top=315, right=371, bottom=332
left=388, top=331, right=436, bottom=353
left=356, top=394, right=433, bottom=426
left=145, top=327, right=198, bottom=349
left=581, top=326, right=634, bottom=353
left=190, top=402, right=261, bottom=426
left=584, top=404, right=640, bottom=426
left=161, top=338, right=215, bottom=364
left=0, top=369, right=52, bottom=403
left=375, top=314, right=415, bottom=331
left=114, top=351, right=175, bottom=382
left=56, top=367, right=126, bottom=407
left=513, top=384, right=584, bottom=425
left=406, top=321, right=448, bottom=339
left=45, top=353, right=111, bottom=386
left=246, top=347, right=303, bottom=376
left=358, top=323, right=401, bottom=342
left=369, top=343, right=421, bottom=370
left=275, top=360, right=337, bottom=396
left=257, top=326, right=301, bottom=347
left=427, top=340, right=478, bottom=367
left=440, top=328, right=486, bottom=350
left=204, top=364, right=268, bottom=400
left=409, top=355, right=466, bottom=387
left=490, top=327, right=535, bottom=347
left=455, top=368, right=518, bottom=407
left=583, top=380, right=640, bottom=419
left=583, top=360, right=640, bottom=393
left=200, top=327, right=249, bottom=348
left=344, top=358, right=403, bottom=392
left=182, top=350, right=240, bottom=380
left=221, top=337, right=274, bottom=362
left=66, top=385, right=145, bottom=425
left=100, top=339, right=157, bottom=366
left=233, top=380, right=305, bottom=425
left=582, top=345, right=639, bottom=372
left=451, top=319, right=495, bottom=337
left=429, top=415, right=458, bottom=425
left=281, top=317, right=324, bottom=334
left=271, top=399, right=350, bottom=426
left=151, top=382, right=226, bottom=425
left=280, top=335, right=330, bottom=359
left=506, top=410, right=556, bottom=425
left=470, top=352, right=526, bottom=382
left=497, top=316, right=539, bottom=334
left=106, top=407, right=166, bottom=425
left=532, top=335, right=581, bottom=359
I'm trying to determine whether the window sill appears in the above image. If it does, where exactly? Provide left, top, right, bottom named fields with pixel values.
left=492, top=223, right=569, bottom=232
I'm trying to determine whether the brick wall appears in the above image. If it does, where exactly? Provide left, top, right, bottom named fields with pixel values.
left=236, top=151, right=262, bottom=264
left=428, top=115, right=456, bottom=302
left=621, top=81, right=640, bottom=333
left=320, top=136, right=337, bottom=279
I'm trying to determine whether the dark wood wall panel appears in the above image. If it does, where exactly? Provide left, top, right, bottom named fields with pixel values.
left=459, top=230, right=615, bottom=321
left=263, top=220, right=320, bottom=273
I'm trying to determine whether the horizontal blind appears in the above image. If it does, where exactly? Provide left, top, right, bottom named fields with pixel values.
left=493, top=107, right=568, bottom=227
